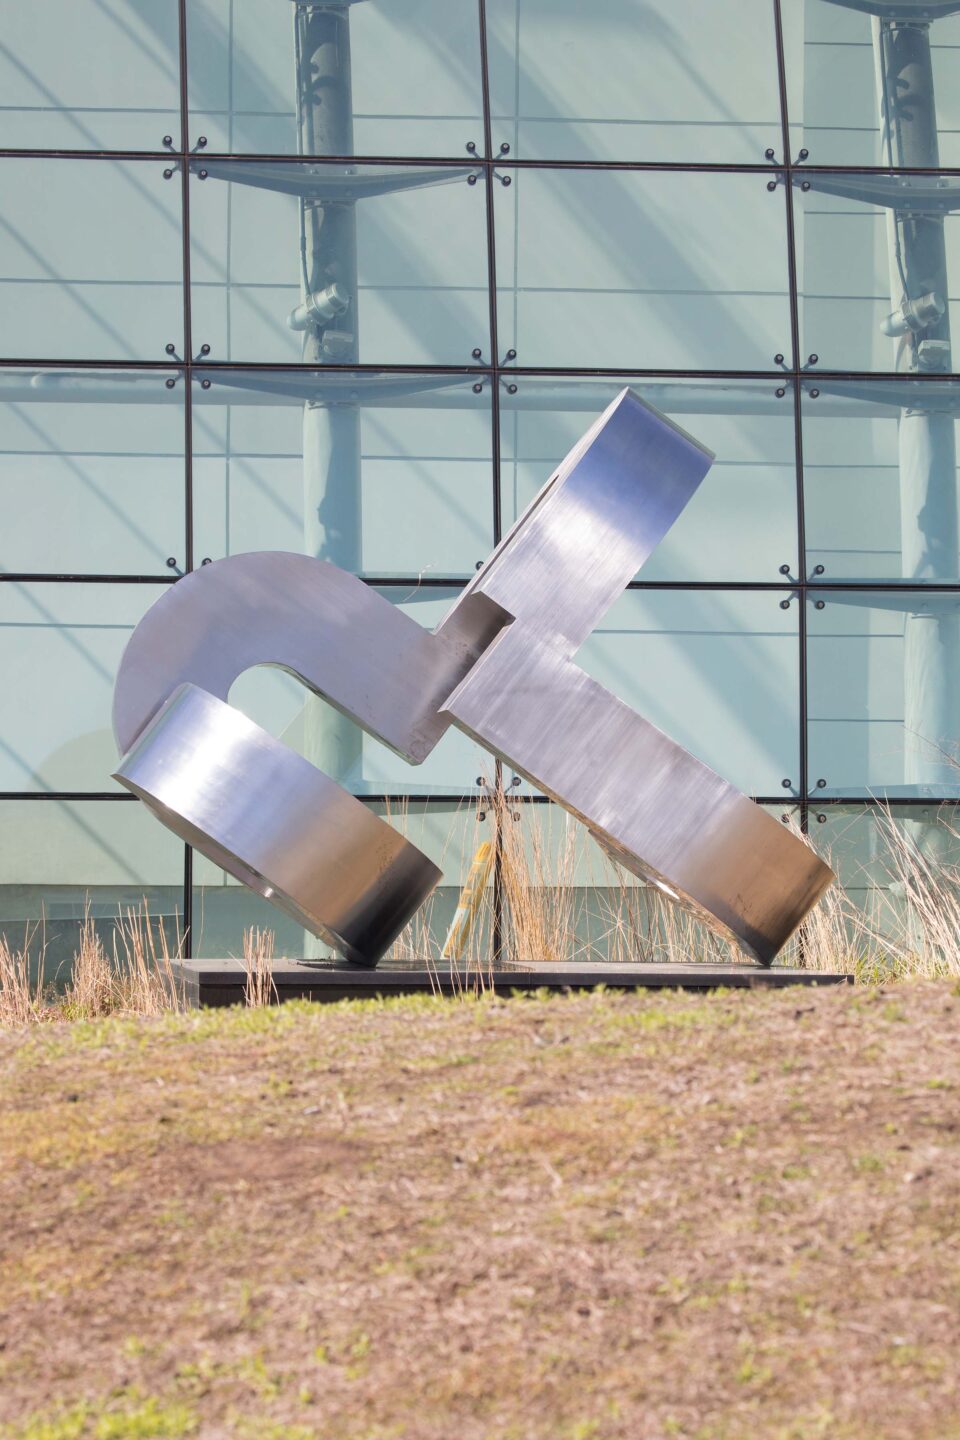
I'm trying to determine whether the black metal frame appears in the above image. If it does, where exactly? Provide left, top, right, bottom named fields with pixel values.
left=2, top=0, right=960, bottom=958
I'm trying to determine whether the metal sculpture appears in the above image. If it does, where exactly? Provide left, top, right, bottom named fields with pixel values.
left=112, top=389, right=833, bottom=966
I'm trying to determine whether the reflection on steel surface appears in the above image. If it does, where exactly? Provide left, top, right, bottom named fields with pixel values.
left=112, top=388, right=834, bottom=966
left=119, top=685, right=442, bottom=966
left=112, top=550, right=508, bottom=764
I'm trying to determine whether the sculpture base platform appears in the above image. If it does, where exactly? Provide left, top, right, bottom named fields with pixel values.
left=173, top=958, right=853, bottom=1008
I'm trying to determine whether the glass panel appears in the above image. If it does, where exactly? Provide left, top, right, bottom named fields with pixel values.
left=807, top=590, right=960, bottom=798
left=192, top=847, right=312, bottom=962
left=224, top=588, right=490, bottom=798
left=186, top=0, right=483, bottom=158
left=0, top=582, right=170, bottom=793
left=188, top=161, right=489, bottom=365
left=794, top=170, right=960, bottom=373
left=809, top=802, right=960, bottom=894
left=807, top=803, right=960, bottom=959
left=0, top=370, right=185, bottom=576
left=801, top=380, right=960, bottom=585
left=192, top=798, right=488, bottom=960
left=574, top=589, right=800, bottom=798
left=783, top=1, right=960, bottom=168
left=495, top=169, right=791, bottom=370
left=192, top=370, right=493, bottom=578
left=486, top=0, right=781, bottom=164
left=0, top=799, right=184, bottom=986
left=500, top=377, right=798, bottom=583
left=0, top=0, right=181, bottom=152
left=0, top=159, right=184, bottom=362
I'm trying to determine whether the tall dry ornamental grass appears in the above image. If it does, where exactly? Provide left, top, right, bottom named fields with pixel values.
left=113, top=902, right=186, bottom=1014
left=5, top=796, right=960, bottom=1026
left=60, top=903, right=185, bottom=1019
left=0, top=926, right=44, bottom=1026
left=859, top=806, right=960, bottom=980
left=0, top=903, right=186, bottom=1025
left=242, top=925, right=277, bottom=1007
left=61, top=908, right=115, bottom=1019
left=385, top=788, right=960, bottom=983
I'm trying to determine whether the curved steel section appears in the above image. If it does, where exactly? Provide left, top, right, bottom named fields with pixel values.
left=113, top=684, right=441, bottom=966
left=113, top=551, right=509, bottom=762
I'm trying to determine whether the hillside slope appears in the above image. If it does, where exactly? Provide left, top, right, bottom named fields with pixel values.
left=1, top=982, right=959, bottom=1440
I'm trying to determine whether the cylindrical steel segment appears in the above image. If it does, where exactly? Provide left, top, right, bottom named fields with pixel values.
left=113, top=684, right=441, bottom=967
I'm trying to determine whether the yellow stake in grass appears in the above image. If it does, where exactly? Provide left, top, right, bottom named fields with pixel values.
left=441, top=840, right=495, bottom=961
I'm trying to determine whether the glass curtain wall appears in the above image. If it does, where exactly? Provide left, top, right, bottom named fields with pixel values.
left=2, top=0, right=960, bottom=965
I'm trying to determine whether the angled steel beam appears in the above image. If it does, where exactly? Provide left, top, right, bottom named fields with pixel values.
left=790, top=172, right=960, bottom=213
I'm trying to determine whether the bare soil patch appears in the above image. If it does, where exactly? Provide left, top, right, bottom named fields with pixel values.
left=1, top=981, right=959, bottom=1440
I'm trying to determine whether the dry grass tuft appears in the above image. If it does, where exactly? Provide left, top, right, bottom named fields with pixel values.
left=242, top=925, right=277, bottom=1008
left=8, top=793, right=960, bottom=1029
left=775, top=807, right=960, bottom=982
left=112, top=902, right=186, bottom=1015
left=499, top=796, right=583, bottom=963
left=0, top=902, right=185, bottom=1026
left=60, top=902, right=186, bottom=1020
left=61, top=906, right=116, bottom=1019
left=863, top=805, right=960, bottom=980
left=495, top=785, right=745, bottom=968
left=777, top=817, right=869, bottom=977
left=0, top=926, right=44, bottom=1026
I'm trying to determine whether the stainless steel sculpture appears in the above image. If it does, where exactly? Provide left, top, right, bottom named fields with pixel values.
left=112, top=389, right=833, bottom=966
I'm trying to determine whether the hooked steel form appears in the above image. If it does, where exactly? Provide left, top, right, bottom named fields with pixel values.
left=112, top=389, right=834, bottom=967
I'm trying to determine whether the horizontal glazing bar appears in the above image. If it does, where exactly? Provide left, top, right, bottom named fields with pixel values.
left=7, top=573, right=960, bottom=593
left=3, top=148, right=960, bottom=177
left=0, top=575, right=180, bottom=585
left=3, top=791, right=958, bottom=809
left=3, top=362, right=960, bottom=382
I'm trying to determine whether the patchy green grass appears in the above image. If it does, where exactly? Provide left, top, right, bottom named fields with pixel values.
left=2, top=982, right=960, bottom=1440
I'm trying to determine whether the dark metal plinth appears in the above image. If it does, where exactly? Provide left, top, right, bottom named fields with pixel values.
left=174, top=958, right=853, bottom=1008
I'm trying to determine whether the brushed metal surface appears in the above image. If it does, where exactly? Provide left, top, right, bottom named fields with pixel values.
left=113, top=550, right=509, bottom=763
left=435, top=388, right=832, bottom=962
left=441, top=630, right=832, bottom=965
left=114, top=684, right=441, bottom=966
left=111, top=386, right=834, bottom=967
left=439, top=388, right=714, bottom=652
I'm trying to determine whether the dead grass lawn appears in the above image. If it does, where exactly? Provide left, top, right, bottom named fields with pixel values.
left=1, top=982, right=960, bottom=1440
